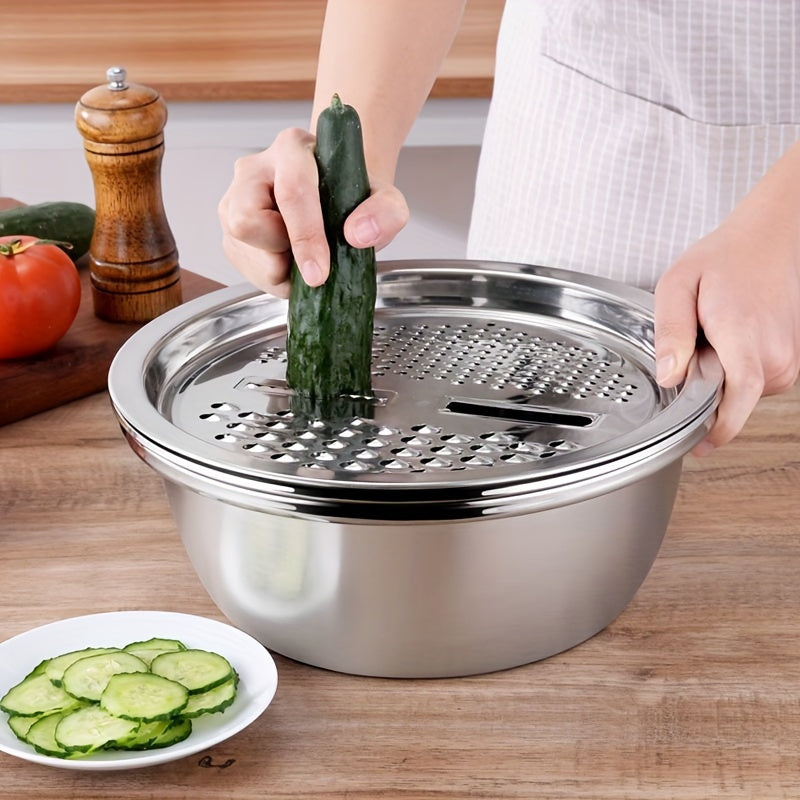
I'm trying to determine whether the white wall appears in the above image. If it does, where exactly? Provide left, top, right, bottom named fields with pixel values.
left=0, top=99, right=487, bottom=286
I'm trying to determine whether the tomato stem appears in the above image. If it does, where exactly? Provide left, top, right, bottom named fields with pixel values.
left=0, top=238, right=73, bottom=257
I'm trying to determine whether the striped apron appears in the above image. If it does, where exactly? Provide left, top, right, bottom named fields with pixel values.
left=467, top=0, right=800, bottom=290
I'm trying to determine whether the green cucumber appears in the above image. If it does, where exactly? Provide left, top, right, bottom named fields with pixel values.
left=100, top=672, right=189, bottom=721
left=61, top=651, right=148, bottom=703
left=44, top=647, right=122, bottom=687
left=26, top=712, right=73, bottom=758
left=0, top=672, right=82, bottom=717
left=286, top=94, right=377, bottom=415
left=148, top=716, right=192, bottom=749
left=182, top=672, right=239, bottom=717
left=150, top=649, right=233, bottom=694
left=112, top=718, right=172, bottom=750
left=7, top=714, right=39, bottom=742
left=54, top=705, right=139, bottom=754
left=1, top=636, right=238, bottom=758
left=0, top=201, right=95, bottom=262
left=122, top=637, right=187, bottom=667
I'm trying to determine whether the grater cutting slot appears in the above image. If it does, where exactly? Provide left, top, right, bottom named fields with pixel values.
left=443, top=398, right=597, bottom=428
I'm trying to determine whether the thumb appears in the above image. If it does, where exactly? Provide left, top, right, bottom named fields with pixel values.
left=343, top=181, right=409, bottom=251
left=653, top=268, right=701, bottom=388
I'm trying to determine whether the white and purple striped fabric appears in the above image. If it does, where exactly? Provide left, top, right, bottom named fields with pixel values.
left=467, top=0, right=800, bottom=289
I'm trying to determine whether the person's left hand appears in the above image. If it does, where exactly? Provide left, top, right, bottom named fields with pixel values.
left=653, top=163, right=800, bottom=455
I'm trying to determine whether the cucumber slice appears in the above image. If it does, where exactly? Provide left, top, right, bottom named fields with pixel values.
left=25, top=659, right=50, bottom=679
left=286, top=94, right=377, bottom=408
left=2, top=639, right=239, bottom=757
left=100, top=672, right=188, bottom=722
left=62, top=651, right=148, bottom=702
left=122, top=637, right=186, bottom=667
left=112, top=718, right=172, bottom=750
left=44, top=647, right=121, bottom=687
left=149, top=716, right=192, bottom=749
left=25, top=712, right=72, bottom=758
left=55, top=706, right=138, bottom=754
left=150, top=649, right=233, bottom=694
left=0, top=672, right=82, bottom=716
left=182, top=672, right=239, bottom=718
left=8, top=714, right=39, bottom=742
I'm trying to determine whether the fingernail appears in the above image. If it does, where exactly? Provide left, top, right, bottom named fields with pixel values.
left=353, top=216, right=380, bottom=247
left=300, top=260, right=324, bottom=285
left=656, top=354, right=676, bottom=385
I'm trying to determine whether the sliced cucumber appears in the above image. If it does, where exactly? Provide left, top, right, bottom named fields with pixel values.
left=100, top=672, right=188, bottom=722
left=113, top=718, right=172, bottom=750
left=0, top=672, right=82, bottom=717
left=2, top=636, right=239, bottom=758
left=62, top=651, right=148, bottom=703
left=55, top=706, right=138, bottom=754
left=182, top=673, right=239, bottom=718
left=8, top=714, right=39, bottom=742
left=122, top=637, right=186, bottom=667
left=150, top=649, right=233, bottom=694
left=26, top=712, right=72, bottom=758
left=25, top=660, right=49, bottom=679
left=149, top=716, right=192, bottom=749
left=44, top=647, right=121, bottom=687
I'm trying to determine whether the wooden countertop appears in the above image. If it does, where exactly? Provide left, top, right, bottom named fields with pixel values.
left=1, top=0, right=503, bottom=104
left=2, top=370, right=799, bottom=796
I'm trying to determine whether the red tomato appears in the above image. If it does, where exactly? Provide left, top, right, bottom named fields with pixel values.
left=0, top=235, right=82, bottom=359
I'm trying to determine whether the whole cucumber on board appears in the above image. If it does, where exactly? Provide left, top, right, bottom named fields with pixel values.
left=0, top=201, right=95, bottom=263
left=285, top=94, right=377, bottom=417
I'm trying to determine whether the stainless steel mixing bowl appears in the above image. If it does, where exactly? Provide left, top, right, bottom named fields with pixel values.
left=108, top=260, right=722, bottom=677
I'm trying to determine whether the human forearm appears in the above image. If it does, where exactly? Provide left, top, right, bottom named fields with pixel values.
left=312, top=0, right=468, bottom=183
left=218, top=0, right=465, bottom=295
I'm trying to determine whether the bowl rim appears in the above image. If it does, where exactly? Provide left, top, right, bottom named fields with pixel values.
left=108, top=260, right=723, bottom=518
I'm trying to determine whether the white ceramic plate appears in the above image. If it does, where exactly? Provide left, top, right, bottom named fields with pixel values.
left=0, top=611, right=278, bottom=771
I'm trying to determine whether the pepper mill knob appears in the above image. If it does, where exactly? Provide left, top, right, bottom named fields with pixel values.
left=75, top=66, right=182, bottom=323
left=106, top=66, right=128, bottom=90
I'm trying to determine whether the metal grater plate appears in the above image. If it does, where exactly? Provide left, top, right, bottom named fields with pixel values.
left=110, top=261, right=721, bottom=497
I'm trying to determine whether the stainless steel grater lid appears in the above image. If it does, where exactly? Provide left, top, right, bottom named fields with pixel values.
left=109, top=260, right=722, bottom=513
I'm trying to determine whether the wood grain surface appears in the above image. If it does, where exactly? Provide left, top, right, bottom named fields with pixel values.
left=1, top=0, right=503, bottom=103
left=1, top=377, right=798, bottom=798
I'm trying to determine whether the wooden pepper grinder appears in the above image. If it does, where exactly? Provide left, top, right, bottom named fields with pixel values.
left=75, top=66, right=182, bottom=322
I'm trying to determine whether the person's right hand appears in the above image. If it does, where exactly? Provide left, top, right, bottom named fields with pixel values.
left=218, top=127, right=409, bottom=297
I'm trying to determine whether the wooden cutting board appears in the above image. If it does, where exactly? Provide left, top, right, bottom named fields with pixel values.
left=0, top=264, right=223, bottom=425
